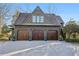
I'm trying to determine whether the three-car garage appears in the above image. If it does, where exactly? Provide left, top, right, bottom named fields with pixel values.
left=17, top=30, right=58, bottom=40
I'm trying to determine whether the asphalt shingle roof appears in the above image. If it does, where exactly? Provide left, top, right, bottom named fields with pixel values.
left=14, top=6, right=64, bottom=26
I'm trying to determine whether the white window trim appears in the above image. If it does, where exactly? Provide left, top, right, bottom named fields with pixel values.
left=40, top=16, right=44, bottom=22
left=32, top=15, right=44, bottom=23
left=32, top=16, right=36, bottom=22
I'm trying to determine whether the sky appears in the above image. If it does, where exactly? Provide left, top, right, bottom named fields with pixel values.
left=5, top=3, right=79, bottom=25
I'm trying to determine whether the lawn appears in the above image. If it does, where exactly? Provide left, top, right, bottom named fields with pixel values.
left=65, top=33, right=79, bottom=42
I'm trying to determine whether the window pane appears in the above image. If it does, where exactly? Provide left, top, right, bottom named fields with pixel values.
left=37, top=16, right=40, bottom=22
left=32, top=16, right=44, bottom=23
left=40, top=16, right=44, bottom=22
left=32, top=16, right=36, bottom=22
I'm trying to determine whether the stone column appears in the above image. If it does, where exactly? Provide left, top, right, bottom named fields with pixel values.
left=14, top=29, right=18, bottom=41
left=29, top=29, right=32, bottom=41
left=44, top=30, right=47, bottom=41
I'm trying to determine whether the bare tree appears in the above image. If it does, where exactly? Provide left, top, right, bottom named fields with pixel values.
left=0, top=4, right=9, bottom=18
left=25, top=4, right=31, bottom=13
left=0, top=4, right=9, bottom=34
left=48, top=4, right=56, bottom=14
left=12, top=10, right=20, bottom=25
left=48, top=4, right=52, bottom=14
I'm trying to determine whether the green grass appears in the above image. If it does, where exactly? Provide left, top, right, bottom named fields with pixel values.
left=64, top=33, right=79, bottom=42
left=65, top=39, right=79, bottom=43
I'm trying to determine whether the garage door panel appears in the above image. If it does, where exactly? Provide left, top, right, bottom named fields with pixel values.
left=32, top=30, right=44, bottom=40
left=17, top=31, right=29, bottom=40
left=47, top=30, right=58, bottom=40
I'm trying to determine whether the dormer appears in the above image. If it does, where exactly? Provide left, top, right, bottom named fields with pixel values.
left=32, top=6, right=44, bottom=15
left=32, top=6, right=44, bottom=23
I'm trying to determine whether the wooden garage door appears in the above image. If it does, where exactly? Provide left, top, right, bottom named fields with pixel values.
left=17, top=30, right=29, bottom=40
left=47, top=30, right=58, bottom=40
left=32, top=30, right=44, bottom=40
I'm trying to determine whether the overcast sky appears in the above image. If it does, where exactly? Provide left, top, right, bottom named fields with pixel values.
left=5, top=3, right=79, bottom=25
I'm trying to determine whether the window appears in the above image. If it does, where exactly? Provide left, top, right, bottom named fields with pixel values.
left=40, top=16, right=44, bottom=22
left=37, top=16, right=40, bottom=22
left=32, top=15, right=44, bottom=23
left=32, top=16, right=36, bottom=22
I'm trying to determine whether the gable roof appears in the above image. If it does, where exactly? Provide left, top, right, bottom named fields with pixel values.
left=56, top=16, right=64, bottom=24
left=32, top=6, right=44, bottom=15
left=14, top=6, right=64, bottom=26
left=14, top=13, right=31, bottom=25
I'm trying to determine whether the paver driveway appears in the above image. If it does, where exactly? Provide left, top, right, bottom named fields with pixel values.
left=0, top=41, right=79, bottom=56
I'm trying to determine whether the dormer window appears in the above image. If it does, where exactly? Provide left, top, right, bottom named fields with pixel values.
left=32, top=15, right=44, bottom=23
left=32, top=16, right=36, bottom=22
left=40, top=16, right=44, bottom=22
left=37, top=16, right=40, bottom=22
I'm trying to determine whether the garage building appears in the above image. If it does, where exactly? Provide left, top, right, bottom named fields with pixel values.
left=13, top=6, right=64, bottom=41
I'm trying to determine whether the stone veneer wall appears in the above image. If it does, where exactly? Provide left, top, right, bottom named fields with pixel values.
left=14, top=25, right=61, bottom=40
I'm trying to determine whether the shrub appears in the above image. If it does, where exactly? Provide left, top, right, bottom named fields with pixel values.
left=65, top=38, right=79, bottom=43
left=9, top=34, right=16, bottom=41
left=0, top=34, right=9, bottom=41
left=0, top=34, right=4, bottom=38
